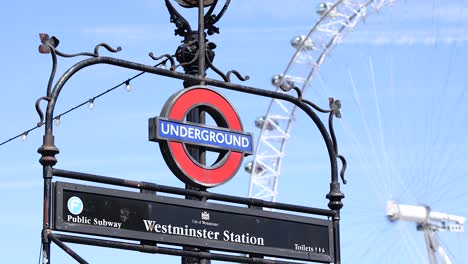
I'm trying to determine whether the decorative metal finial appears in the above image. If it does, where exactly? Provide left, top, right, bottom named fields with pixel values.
left=174, top=0, right=215, bottom=8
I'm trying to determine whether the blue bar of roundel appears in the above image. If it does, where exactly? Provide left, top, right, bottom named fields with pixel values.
left=157, top=119, right=253, bottom=153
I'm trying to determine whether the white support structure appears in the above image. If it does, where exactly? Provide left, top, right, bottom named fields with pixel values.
left=247, top=0, right=395, bottom=202
left=386, top=201, right=465, bottom=263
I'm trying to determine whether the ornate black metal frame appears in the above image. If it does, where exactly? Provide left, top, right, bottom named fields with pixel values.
left=36, top=1, right=347, bottom=263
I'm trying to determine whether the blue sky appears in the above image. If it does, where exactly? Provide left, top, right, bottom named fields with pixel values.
left=1, top=0, right=467, bottom=263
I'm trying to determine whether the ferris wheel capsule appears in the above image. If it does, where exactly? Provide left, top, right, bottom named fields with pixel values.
left=271, top=74, right=293, bottom=91
left=290, top=35, right=314, bottom=50
left=244, top=161, right=253, bottom=173
left=271, top=74, right=283, bottom=87
left=255, top=116, right=278, bottom=130
left=316, top=2, right=335, bottom=16
left=244, top=161, right=265, bottom=174
left=254, top=116, right=266, bottom=129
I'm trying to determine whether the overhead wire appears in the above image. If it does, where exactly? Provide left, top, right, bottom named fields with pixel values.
left=0, top=61, right=166, bottom=148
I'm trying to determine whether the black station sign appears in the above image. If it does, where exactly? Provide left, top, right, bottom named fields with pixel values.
left=54, top=182, right=334, bottom=262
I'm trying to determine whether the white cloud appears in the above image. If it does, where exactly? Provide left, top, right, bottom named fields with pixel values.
left=226, top=1, right=468, bottom=46
left=222, top=26, right=309, bottom=34
left=233, top=0, right=316, bottom=20
left=78, top=1, right=468, bottom=47
left=344, top=27, right=468, bottom=45
left=220, top=24, right=468, bottom=46
left=401, top=4, right=468, bottom=24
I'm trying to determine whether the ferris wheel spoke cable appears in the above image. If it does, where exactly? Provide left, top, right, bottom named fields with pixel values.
left=366, top=56, right=412, bottom=199
left=363, top=59, right=430, bottom=204
left=338, top=119, right=388, bottom=202
left=344, top=68, right=396, bottom=198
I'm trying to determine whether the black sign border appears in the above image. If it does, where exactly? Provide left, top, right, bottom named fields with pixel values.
left=54, top=182, right=334, bottom=262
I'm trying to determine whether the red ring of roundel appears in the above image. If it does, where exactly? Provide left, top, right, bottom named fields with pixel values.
left=165, top=87, right=244, bottom=187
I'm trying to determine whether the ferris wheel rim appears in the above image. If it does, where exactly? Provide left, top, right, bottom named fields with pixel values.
left=248, top=0, right=395, bottom=201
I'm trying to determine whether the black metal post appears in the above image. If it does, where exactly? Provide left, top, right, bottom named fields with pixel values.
left=48, top=232, right=89, bottom=264
left=182, top=2, right=209, bottom=264
left=333, top=212, right=341, bottom=264
left=197, top=0, right=206, bottom=84
left=38, top=132, right=59, bottom=264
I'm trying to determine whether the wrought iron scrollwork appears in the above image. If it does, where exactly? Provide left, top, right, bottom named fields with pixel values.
left=93, top=43, right=122, bottom=56
left=201, top=41, right=248, bottom=83
left=38, top=33, right=59, bottom=54
left=205, top=53, right=227, bottom=81
left=39, top=33, right=122, bottom=59
left=163, top=0, right=247, bottom=83
left=35, top=96, right=51, bottom=127
left=328, top=97, right=347, bottom=184
left=289, top=85, right=347, bottom=185
left=149, top=53, right=176, bottom=71
left=165, top=0, right=231, bottom=36
left=337, top=155, right=347, bottom=184
left=39, top=33, right=59, bottom=97
left=226, top=70, right=249, bottom=82
left=54, top=42, right=121, bottom=58
left=38, top=33, right=122, bottom=97
left=205, top=54, right=249, bottom=83
left=204, top=0, right=231, bottom=35
left=175, top=40, right=203, bottom=73
left=329, top=97, right=342, bottom=118
left=291, top=86, right=331, bottom=114
left=165, top=0, right=192, bottom=37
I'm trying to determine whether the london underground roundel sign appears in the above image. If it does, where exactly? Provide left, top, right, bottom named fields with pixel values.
left=149, top=86, right=253, bottom=188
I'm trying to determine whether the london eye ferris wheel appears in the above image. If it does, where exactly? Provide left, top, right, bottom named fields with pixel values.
left=245, top=1, right=467, bottom=263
